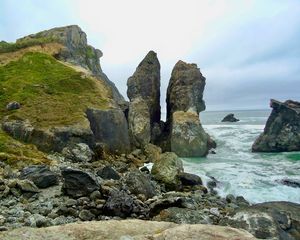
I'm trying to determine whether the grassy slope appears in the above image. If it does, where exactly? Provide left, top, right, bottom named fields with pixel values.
left=0, top=51, right=112, bottom=167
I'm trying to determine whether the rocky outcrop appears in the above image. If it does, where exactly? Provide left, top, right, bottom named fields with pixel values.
left=220, top=201, right=300, bottom=240
left=18, top=25, right=124, bottom=103
left=151, top=152, right=183, bottom=190
left=252, top=99, right=300, bottom=152
left=86, top=108, right=131, bottom=154
left=221, top=113, right=239, bottom=122
left=127, top=51, right=161, bottom=146
left=165, top=61, right=215, bottom=157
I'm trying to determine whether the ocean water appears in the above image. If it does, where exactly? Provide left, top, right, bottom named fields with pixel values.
left=182, top=110, right=300, bottom=204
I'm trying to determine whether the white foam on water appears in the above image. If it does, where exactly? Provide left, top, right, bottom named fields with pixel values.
left=182, top=122, right=300, bottom=204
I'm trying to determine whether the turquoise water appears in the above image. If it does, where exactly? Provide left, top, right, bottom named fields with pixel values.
left=183, top=110, right=300, bottom=204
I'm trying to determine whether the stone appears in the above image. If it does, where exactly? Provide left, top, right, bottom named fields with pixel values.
left=86, top=108, right=131, bottom=154
left=0, top=219, right=256, bottom=240
left=220, top=201, right=300, bottom=240
left=276, top=178, right=300, bottom=188
left=128, top=98, right=151, bottom=147
left=153, top=207, right=211, bottom=224
left=170, top=111, right=210, bottom=157
left=143, top=143, right=161, bottom=163
left=17, top=179, right=40, bottom=193
left=79, top=210, right=95, bottom=221
left=61, top=168, right=99, bottom=198
left=151, top=152, right=183, bottom=190
left=97, top=166, right=120, bottom=180
left=19, top=165, right=59, bottom=188
left=62, top=143, right=94, bottom=163
left=102, top=190, right=134, bottom=218
left=127, top=51, right=161, bottom=131
left=123, top=170, right=157, bottom=199
left=179, top=172, right=203, bottom=186
left=252, top=99, right=300, bottom=152
left=221, top=113, right=239, bottom=122
left=6, top=101, right=20, bottom=110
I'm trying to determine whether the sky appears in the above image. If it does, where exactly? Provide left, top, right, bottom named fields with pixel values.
left=0, top=0, right=299, bottom=111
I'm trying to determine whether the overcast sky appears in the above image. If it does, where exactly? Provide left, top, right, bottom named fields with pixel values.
left=1, top=0, right=299, bottom=111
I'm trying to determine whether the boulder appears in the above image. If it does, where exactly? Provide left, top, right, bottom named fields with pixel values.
left=123, top=170, right=157, bottom=199
left=62, top=143, right=94, bottom=163
left=6, top=101, right=20, bottom=110
left=127, top=51, right=161, bottom=146
left=220, top=201, right=300, bottom=240
left=16, top=179, right=40, bottom=193
left=86, top=108, right=131, bottom=154
left=102, top=190, right=134, bottom=218
left=143, top=143, right=162, bottom=163
left=165, top=60, right=214, bottom=157
left=19, top=165, right=59, bottom=188
left=61, top=168, right=99, bottom=198
left=221, top=113, right=239, bottom=122
left=151, top=152, right=183, bottom=190
left=128, top=98, right=151, bottom=147
left=170, top=111, right=210, bottom=157
left=179, top=172, right=203, bottom=186
left=252, top=99, right=300, bottom=152
left=96, top=166, right=120, bottom=180
left=0, top=219, right=257, bottom=240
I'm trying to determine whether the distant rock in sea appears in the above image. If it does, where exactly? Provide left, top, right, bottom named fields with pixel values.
left=252, top=99, right=300, bottom=152
left=221, top=113, right=239, bottom=122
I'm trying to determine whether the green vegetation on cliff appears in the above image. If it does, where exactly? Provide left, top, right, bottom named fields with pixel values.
left=0, top=52, right=111, bottom=128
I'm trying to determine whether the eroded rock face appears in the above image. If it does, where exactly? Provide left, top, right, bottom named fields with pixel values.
left=166, top=60, right=206, bottom=119
left=165, top=61, right=214, bottom=157
left=0, top=219, right=257, bottom=240
left=220, top=201, right=300, bottom=240
left=252, top=99, right=300, bottom=152
left=127, top=51, right=161, bottom=146
left=170, top=111, right=210, bottom=157
left=86, top=108, right=131, bottom=154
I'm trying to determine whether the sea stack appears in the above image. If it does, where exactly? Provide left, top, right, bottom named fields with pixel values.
left=127, top=51, right=161, bottom=147
left=252, top=99, right=300, bottom=152
left=221, top=113, right=239, bottom=122
left=166, top=60, right=215, bottom=157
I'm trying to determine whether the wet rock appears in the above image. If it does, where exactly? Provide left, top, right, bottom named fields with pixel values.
left=276, top=178, right=300, bottom=188
left=252, top=99, right=300, bottom=152
left=6, top=101, right=20, bottom=110
left=61, top=168, right=99, bottom=198
left=221, top=113, right=239, bottom=122
left=86, top=108, right=131, bottom=154
left=127, top=50, right=161, bottom=142
left=62, top=143, right=94, bottom=163
left=97, top=166, right=120, bottom=180
left=151, top=152, right=183, bottom=190
left=123, top=170, right=157, bottom=199
left=19, top=165, right=59, bottom=189
left=179, top=172, right=203, bottom=186
left=153, top=207, right=211, bottom=224
left=102, top=190, right=134, bottom=218
left=220, top=201, right=300, bottom=240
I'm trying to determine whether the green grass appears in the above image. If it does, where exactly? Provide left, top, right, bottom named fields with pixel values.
left=0, top=52, right=110, bottom=128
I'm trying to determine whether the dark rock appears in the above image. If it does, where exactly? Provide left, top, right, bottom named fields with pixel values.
left=153, top=207, right=211, bottom=224
left=179, top=172, right=203, bottom=186
left=252, top=99, right=300, bottom=152
left=6, top=101, right=20, bottom=110
left=151, top=152, right=183, bottom=190
left=236, top=196, right=249, bottom=207
left=220, top=201, right=300, bottom=240
left=276, top=178, right=300, bottom=188
left=123, top=170, right=157, bottom=199
left=140, top=166, right=150, bottom=174
left=86, top=108, right=131, bottom=154
left=97, top=166, right=120, bottom=180
left=127, top=51, right=161, bottom=134
left=221, top=114, right=239, bottom=122
left=19, top=165, right=59, bottom=189
left=102, top=190, right=134, bottom=218
left=61, top=168, right=99, bottom=198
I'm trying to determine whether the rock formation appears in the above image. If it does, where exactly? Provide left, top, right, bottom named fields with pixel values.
left=221, top=113, right=239, bottom=122
left=165, top=60, right=215, bottom=157
left=252, top=99, right=300, bottom=152
left=127, top=51, right=161, bottom=147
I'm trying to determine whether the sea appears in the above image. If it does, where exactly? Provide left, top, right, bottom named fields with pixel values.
left=182, top=110, right=300, bottom=204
